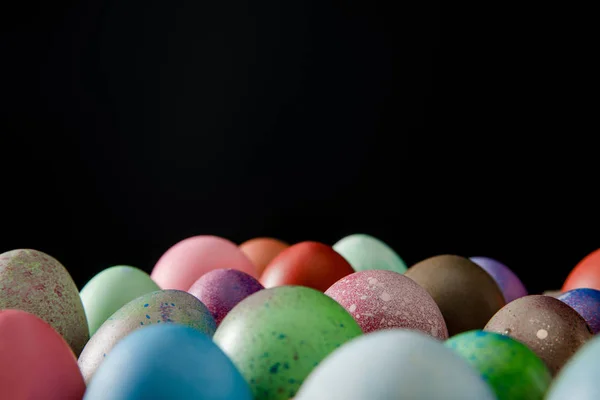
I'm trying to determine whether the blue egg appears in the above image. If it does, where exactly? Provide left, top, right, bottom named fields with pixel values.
left=84, top=324, right=252, bottom=400
left=558, top=288, right=600, bottom=334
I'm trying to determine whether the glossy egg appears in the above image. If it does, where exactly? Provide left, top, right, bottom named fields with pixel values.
left=332, top=233, right=407, bottom=274
left=260, top=241, right=355, bottom=292
left=405, top=255, right=505, bottom=336
left=295, top=329, right=496, bottom=400
left=83, top=324, right=252, bottom=400
left=213, top=286, right=363, bottom=400
left=563, top=249, right=600, bottom=292
left=78, top=289, right=216, bottom=383
left=325, top=270, right=448, bottom=339
left=445, top=330, right=552, bottom=400
left=239, top=237, right=289, bottom=276
left=558, top=289, right=600, bottom=334
left=188, top=269, right=264, bottom=325
left=80, top=265, right=160, bottom=336
left=470, top=256, right=527, bottom=303
left=484, top=295, right=593, bottom=375
left=0, top=249, right=89, bottom=356
left=0, top=310, right=86, bottom=400
left=151, top=235, right=258, bottom=290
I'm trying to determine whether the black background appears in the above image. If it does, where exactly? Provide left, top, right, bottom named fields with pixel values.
left=0, top=0, right=596, bottom=294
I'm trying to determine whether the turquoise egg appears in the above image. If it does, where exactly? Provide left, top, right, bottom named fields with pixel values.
left=332, top=233, right=407, bottom=273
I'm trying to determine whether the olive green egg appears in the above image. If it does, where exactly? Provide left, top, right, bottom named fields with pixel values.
left=0, top=249, right=89, bottom=356
left=78, top=289, right=216, bottom=383
left=332, top=233, right=407, bottom=274
left=213, top=286, right=363, bottom=400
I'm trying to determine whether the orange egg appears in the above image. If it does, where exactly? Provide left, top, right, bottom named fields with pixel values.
left=562, top=249, right=600, bottom=292
left=239, top=237, right=289, bottom=276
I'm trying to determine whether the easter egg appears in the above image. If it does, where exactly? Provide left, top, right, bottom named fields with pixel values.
left=470, top=256, right=527, bottom=303
left=78, top=289, right=216, bottom=383
left=325, top=270, right=448, bottom=339
left=558, top=289, right=600, bottom=334
left=151, top=235, right=258, bottom=290
left=80, top=265, right=160, bottom=336
left=484, top=295, right=593, bottom=375
left=213, top=286, right=362, bottom=400
left=294, top=329, right=496, bottom=400
left=445, top=330, right=552, bottom=400
left=83, top=324, right=252, bottom=400
left=0, top=310, right=86, bottom=400
left=546, top=334, right=600, bottom=400
left=332, top=233, right=407, bottom=274
left=563, top=249, right=600, bottom=291
left=239, top=237, right=289, bottom=276
left=260, top=241, right=355, bottom=292
left=405, top=255, right=505, bottom=336
left=188, top=269, right=264, bottom=325
left=0, top=249, right=89, bottom=356
left=544, top=290, right=562, bottom=298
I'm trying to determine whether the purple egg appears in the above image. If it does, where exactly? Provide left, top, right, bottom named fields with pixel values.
left=188, top=269, right=264, bottom=325
left=558, top=288, right=600, bottom=334
left=470, top=256, right=527, bottom=303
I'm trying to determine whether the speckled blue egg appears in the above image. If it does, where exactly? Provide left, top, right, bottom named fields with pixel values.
left=558, top=289, right=600, bottom=334
left=470, top=256, right=527, bottom=303
left=83, top=324, right=252, bottom=400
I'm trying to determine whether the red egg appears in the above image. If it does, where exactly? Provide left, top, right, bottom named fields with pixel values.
left=260, top=241, right=355, bottom=292
left=562, top=249, right=600, bottom=292
left=239, top=237, right=289, bottom=276
left=0, top=309, right=86, bottom=400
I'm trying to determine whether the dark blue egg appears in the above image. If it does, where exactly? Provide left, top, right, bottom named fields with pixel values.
left=558, top=289, right=600, bottom=334
left=83, top=324, right=252, bottom=400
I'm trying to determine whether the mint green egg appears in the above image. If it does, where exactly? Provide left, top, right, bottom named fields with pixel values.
left=445, top=330, right=552, bottom=400
left=80, top=265, right=160, bottom=336
left=333, top=233, right=407, bottom=273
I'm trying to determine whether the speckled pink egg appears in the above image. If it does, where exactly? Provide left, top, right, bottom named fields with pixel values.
left=188, top=269, right=264, bottom=325
left=151, top=236, right=258, bottom=291
left=325, top=270, right=448, bottom=340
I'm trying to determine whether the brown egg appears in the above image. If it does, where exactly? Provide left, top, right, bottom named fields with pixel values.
left=404, top=254, right=506, bottom=336
left=543, top=290, right=562, bottom=298
left=240, top=238, right=290, bottom=276
left=260, top=241, right=355, bottom=292
left=484, top=295, right=593, bottom=375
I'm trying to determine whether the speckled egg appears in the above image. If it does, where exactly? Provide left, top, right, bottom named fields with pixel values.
left=470, top=256, right=528, bottom=303
left=324, top=270, right=448, bottom=339
left=78, top=289, right=216, bottom=383
left=188, top=269, right=264, bottom=325
left=484, top=295, right=593, bottom=375
left=558, top=289, right=600, bottom=334
left=0, top=249, right=89, bottom=356
left=332, top=233, right=407, bottom=274
left=213, top=286, right=363, bottom=400
left=445, top=330, right=552, bottom=400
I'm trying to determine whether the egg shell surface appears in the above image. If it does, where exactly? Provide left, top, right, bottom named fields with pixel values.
left=240, top=237, right=289, bottom=276
left=470, top=256, right=528, bottom=303
left=558, top=289, right=600, bottom=334
left=562, top=249, right=600, bottom=292
left=332, top=233, right=407, bottom=273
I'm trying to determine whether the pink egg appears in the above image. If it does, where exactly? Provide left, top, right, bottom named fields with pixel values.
left=325, top=270, right=449, bottom=340
left=151, top=236, right=258, bottom=290
left=188, top=269, right=264, bottom=325
left=0, top=309, right=86, bottom=400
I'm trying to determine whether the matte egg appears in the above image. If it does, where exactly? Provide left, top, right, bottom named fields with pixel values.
left=0, top=249, right=89, bottom=356
left=558, top=289, right=600, bottom=334
left=78, top=289, right=216, bottom=383
left=80, top=265, right=160, bottom=336
left=332, top=233, right=407, bottom=274
left=325, top=270, right=448, bottom=339
left=151, top=235, right=258, bottom=290
left=188, top=268, right=264, bottom=325
left=470, top=256, right=527, bottom=303
left=484, top=295, right=593, bottom=375
left=544, top=290, right=562, bottom=298
left=83, top=324, right=252, bottom=400
left=239, top=237, right=289, bottom=276
left=213, top=286, right=363, bottom=400
left=0, top=310, right=86, bottom=400
left=445, top=330, right=552, bottom=400
left=405, top=254, right=505, bottom=336
left=563, top=249, right=600, bottom=292
left=260, top=241, right=355, bottom=292
left=294, top=329, right=496, bottom=400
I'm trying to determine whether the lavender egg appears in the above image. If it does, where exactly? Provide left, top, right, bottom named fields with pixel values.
left=188, top=269, right=264, bottom=325
left=470, top=256, right=527, bottom=303
left=558, top=289, right=600, bottom=334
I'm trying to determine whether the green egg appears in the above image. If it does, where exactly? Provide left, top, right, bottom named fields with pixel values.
left=213, top=286, right=362, bottom=400
left=332, top=233, right=407, bottom=273
left=445, top=330, right=552, bottom=400
left=80, top=265, right=160, bottom=336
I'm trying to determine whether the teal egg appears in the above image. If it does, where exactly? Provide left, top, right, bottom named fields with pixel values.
left=332, top=234, right=407, bottom=273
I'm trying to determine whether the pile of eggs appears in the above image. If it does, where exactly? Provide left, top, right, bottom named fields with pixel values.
left=2, top=234, right=600, bottom=399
